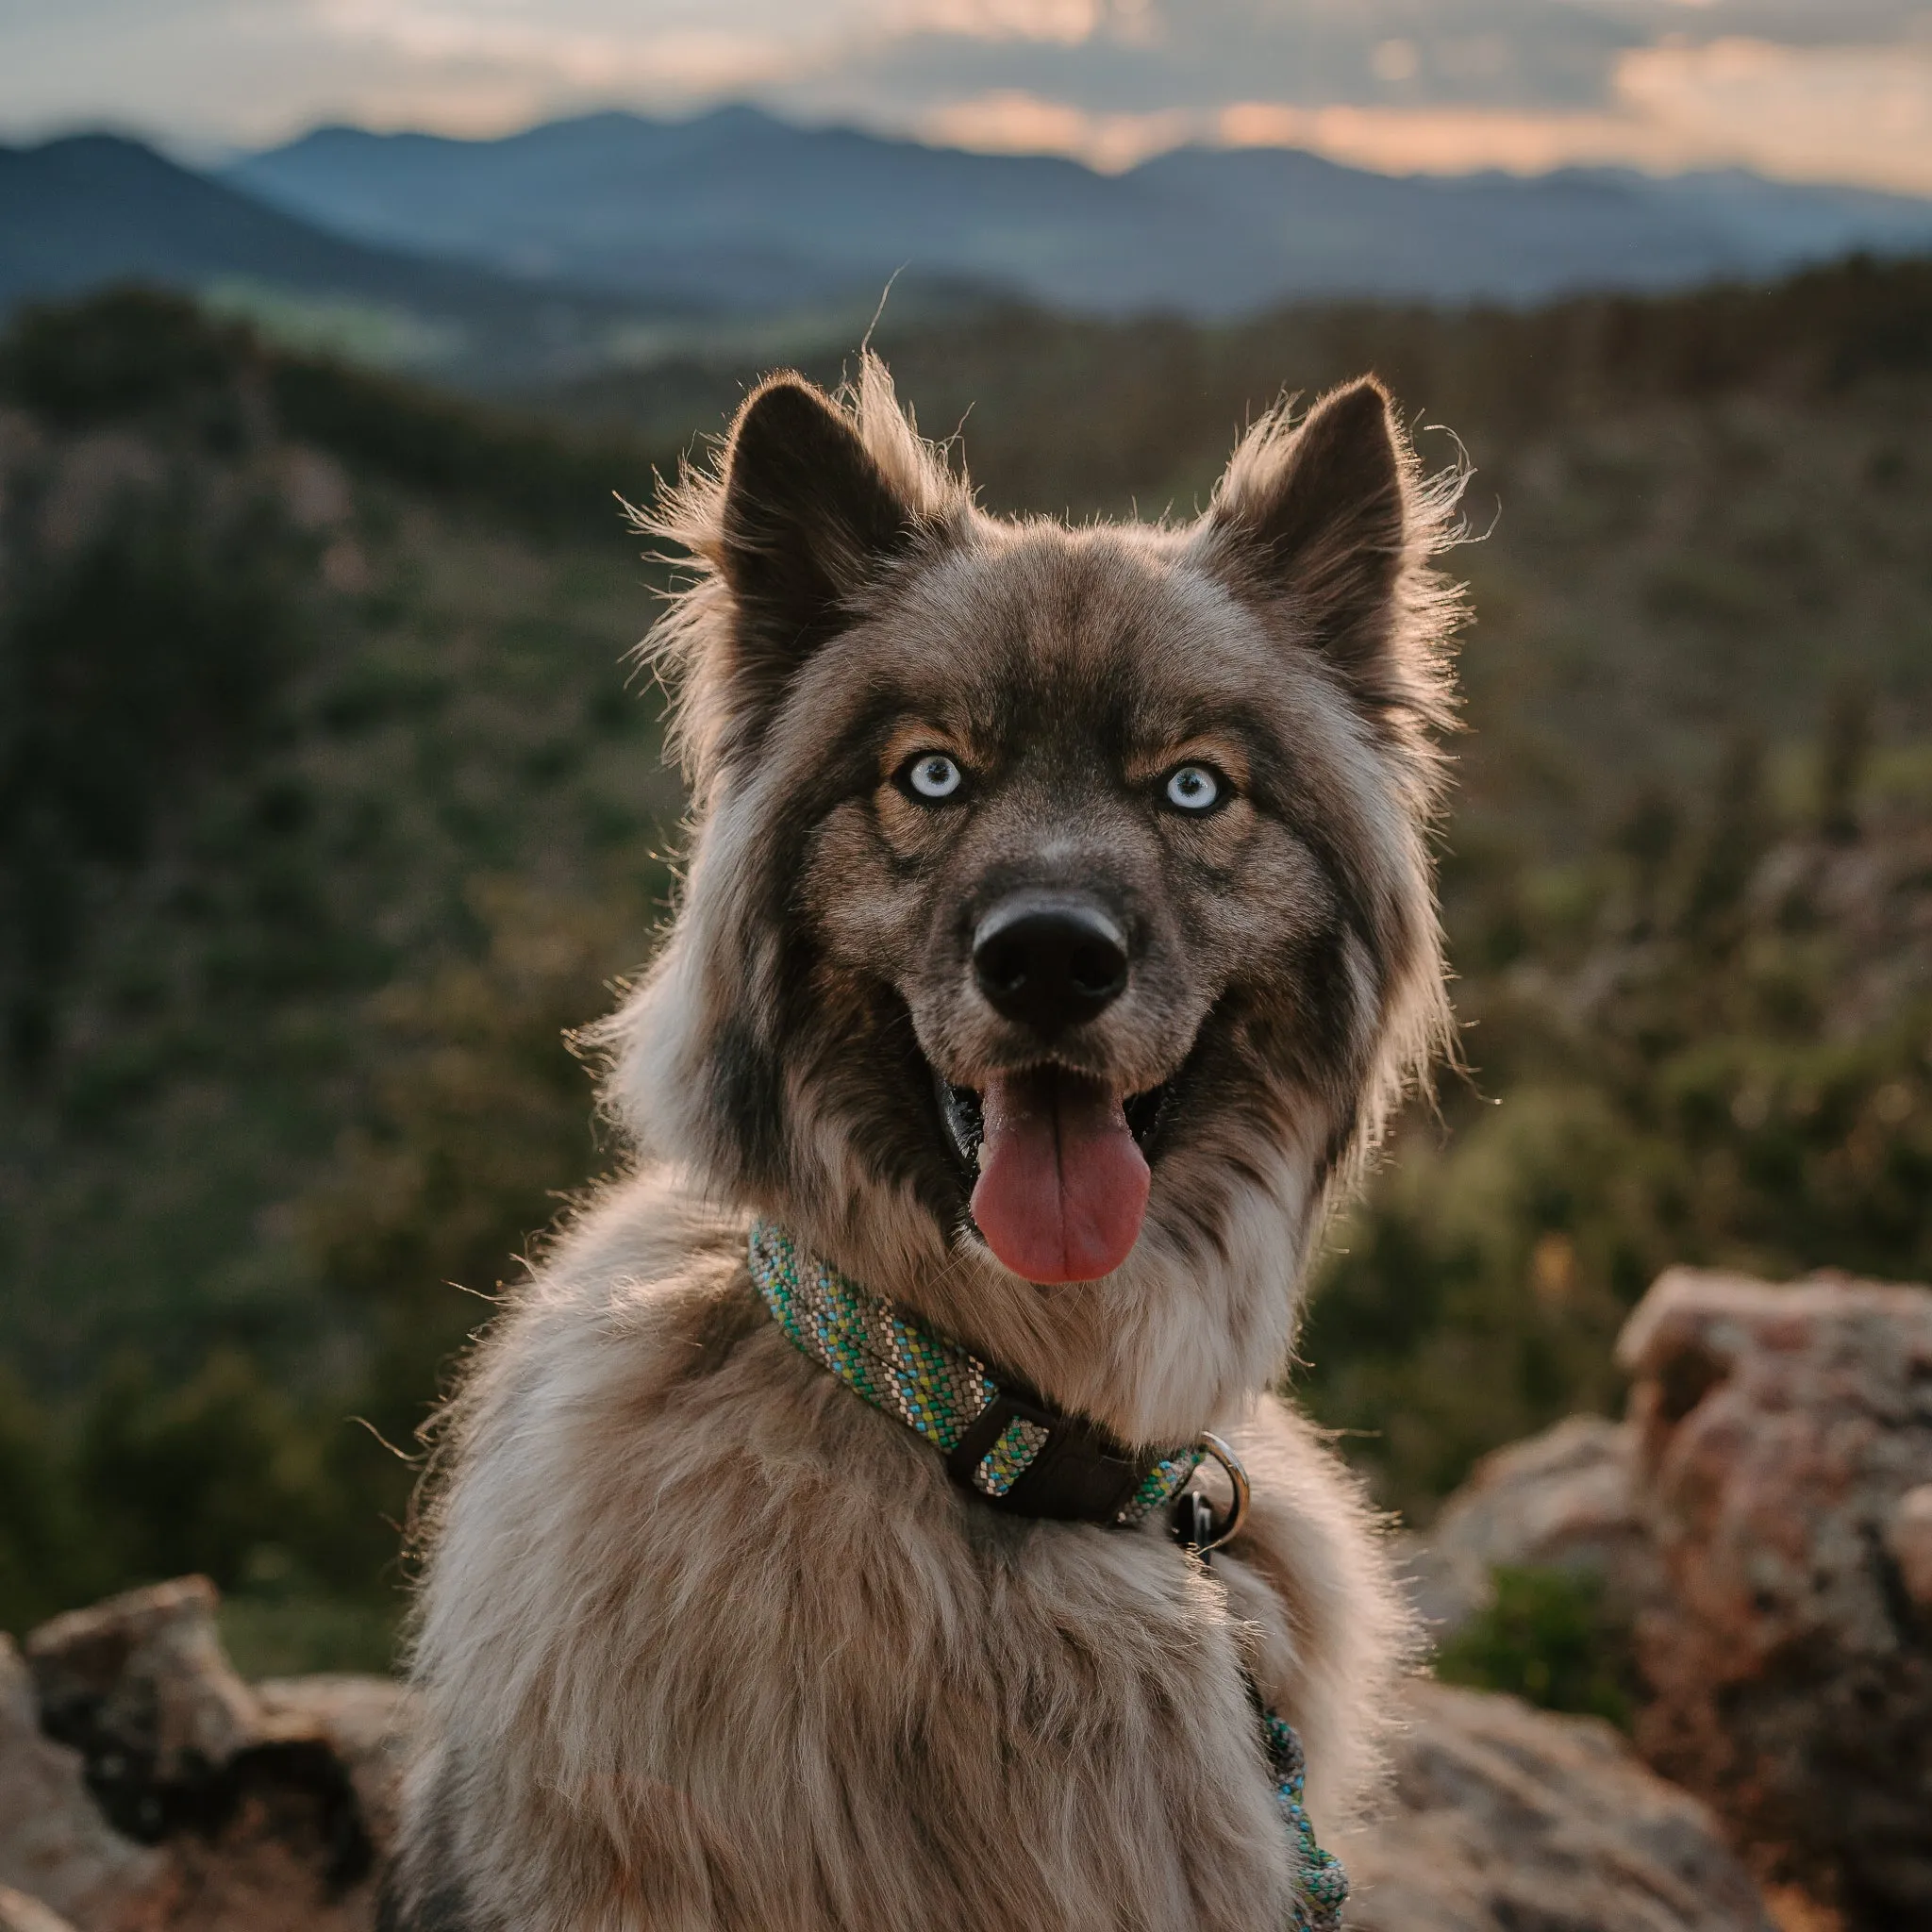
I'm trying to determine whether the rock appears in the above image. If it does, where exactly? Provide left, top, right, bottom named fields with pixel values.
left=0, top=1888, right=81, bottom=1932
left=1413, top=1414, right=1661, bottom=1636
left=25, top=1577, right=261, bottom=1841
left=110, top=1782, right=376, bottom=1932
left=254, top=1677, right=420, bottom=1858
left=1617, top=1267, right=1932, bottom=1924
left=1344, top=1681, right=1773, bottom=1931
left=14, top=1581, right=409, bottom=1931
left=0, top=1636, right=164, bottom=1928
left=1882, top=1485, right=1932, bottom=1608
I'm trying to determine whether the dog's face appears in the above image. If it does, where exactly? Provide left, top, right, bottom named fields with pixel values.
left=610, top=362, right=1457, bottom=1424
left=796, top=528, right=1393, bottom=1290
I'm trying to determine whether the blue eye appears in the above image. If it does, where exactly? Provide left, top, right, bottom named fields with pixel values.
left=1163, top=764, right=1222, bottom=813
left=903, top=753, right=964, bottom=801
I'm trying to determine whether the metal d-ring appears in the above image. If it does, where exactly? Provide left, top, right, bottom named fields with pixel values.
left=1190, top=1431, right=1251, bottom=1554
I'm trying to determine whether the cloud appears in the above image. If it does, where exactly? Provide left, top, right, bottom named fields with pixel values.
left=811, top=1, right=1643, bottom=120
left=1575, top=1, right=1932, bottom=50
left=1213, top=98, right=1676, bottom=175
left=919, top=89, right=1190, bottom=165
left=302, top=0, right=811, bottom=108
left=833, top=11, right=1932, bottom=192
left=0, top=0, right=1928, bottom=195
left=1617, top=38, right=1932, bottom=192
left=901, top=41, right=1932, bottom=195
left=884, top=0, right=1116, bottom=43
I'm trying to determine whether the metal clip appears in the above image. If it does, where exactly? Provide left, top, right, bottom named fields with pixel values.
left=1174, top=1430, right=1250, bottom=1556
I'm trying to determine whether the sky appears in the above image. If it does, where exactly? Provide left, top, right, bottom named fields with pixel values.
left=5, top=0, right=1932, bottom=193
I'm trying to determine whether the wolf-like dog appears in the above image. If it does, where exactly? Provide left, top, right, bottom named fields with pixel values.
left=382, top=358, right=1464, bottom=1931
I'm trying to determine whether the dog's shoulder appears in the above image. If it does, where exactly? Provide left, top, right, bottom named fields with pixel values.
left=430, top=1165, right=772, bottom=1545
left=500, top=1162, right=758, bottom=1362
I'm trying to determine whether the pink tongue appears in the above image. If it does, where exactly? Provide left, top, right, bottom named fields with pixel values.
left=970, top=1070, right=1151, bottom=1284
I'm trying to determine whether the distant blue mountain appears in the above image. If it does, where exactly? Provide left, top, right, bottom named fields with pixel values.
left=9, top=115, right=1932, bottom=391
left=226, top=106, right=1932, bottom=317
left=0, top=133, right=692, bottom=381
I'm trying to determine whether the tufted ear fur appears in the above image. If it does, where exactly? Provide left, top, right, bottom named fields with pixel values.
left=1196, top=379, right=1413, bottom=713
left=715, top=374, right=922, bottom=731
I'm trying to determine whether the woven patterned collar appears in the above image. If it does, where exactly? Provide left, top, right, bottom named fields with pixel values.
left=748, top=1219, right=1204, bottom=1526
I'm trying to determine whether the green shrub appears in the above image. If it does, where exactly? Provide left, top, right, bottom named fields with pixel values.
left=0, top=1368, right=102, bottom=1631
left=1435, top=1566, right=1636, bottom=1727
left=75, top=1349, right=333, bottom=1591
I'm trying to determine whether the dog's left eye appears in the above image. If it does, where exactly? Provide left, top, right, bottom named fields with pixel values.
left=1162, top=763, right=1224, bottom=814
left=899, top=752, right=965, bottom=802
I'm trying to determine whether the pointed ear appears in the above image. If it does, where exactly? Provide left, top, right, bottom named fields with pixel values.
left=715, top=374, right=920, bottom=722
left=1197, top=378, right=1412, bottom=708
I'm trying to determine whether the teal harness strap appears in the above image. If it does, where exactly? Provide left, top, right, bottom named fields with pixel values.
left=1260, top=1711, right=1352, bottom=1932
left=746, top=1220, right=1349, bottom=1932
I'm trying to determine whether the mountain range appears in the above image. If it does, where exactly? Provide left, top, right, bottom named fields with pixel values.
left=0, top=134, right=688, bottom=383
left=227, top=107, right=1932, bottom=317
left=4, top=108, right=1931, bottom=388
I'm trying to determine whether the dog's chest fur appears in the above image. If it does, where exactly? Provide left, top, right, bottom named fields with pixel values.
left=391, top=1183, right=1338, bottom=1932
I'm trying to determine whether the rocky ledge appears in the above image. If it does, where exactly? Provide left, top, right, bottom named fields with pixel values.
left=1, top=1577, right=412, bottom=1931
left=1, top=1574, right=1771, bottom=1932
left=1423, top=1265, right=1932, bottom=1928
left=1347, top=1682, right=1771, bottom=1932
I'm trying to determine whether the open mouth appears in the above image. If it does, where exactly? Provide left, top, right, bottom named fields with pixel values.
left=933, top=1066, right=1174, bottom=1285
left=937, top=1076, right=1171, bottom=1172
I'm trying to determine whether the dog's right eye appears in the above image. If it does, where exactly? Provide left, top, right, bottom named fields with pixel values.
left=898, top=753, right=966, bottom=803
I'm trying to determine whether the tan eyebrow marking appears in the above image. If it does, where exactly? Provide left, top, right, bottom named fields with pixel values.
left=879, top=720, right=972, bottom=780
left=1125, top=736, right=1252, bottom=790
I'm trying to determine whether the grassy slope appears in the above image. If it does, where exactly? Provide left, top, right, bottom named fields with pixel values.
left=0, top=294, right=682, bottom=1657
left=1, top=293, right=678, bottom=1388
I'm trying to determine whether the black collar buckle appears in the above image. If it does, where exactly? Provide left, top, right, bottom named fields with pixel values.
left=945, top=1388, right=1147, bottom=1524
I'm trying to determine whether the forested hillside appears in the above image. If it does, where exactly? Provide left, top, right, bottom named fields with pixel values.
left=0, top=292, right=680, bottom=1663
left=3, top=268, right=1929, bottom=1664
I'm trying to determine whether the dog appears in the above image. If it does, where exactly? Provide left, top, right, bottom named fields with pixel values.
left=381, top=356, right=1465, bottom=1931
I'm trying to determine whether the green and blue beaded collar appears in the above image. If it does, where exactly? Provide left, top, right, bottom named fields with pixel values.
left=748, top=1217, right=1207, bottom=1526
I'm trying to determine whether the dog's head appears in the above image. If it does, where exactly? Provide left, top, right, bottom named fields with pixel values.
left=604, top=359, right=1462, bottom=1436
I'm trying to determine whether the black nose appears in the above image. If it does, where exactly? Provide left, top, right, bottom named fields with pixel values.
left=972, top=895, right=1129, bottom=1033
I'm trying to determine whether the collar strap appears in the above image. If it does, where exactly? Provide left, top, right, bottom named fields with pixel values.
left=749, top=1220, right=1205, bottom=1527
